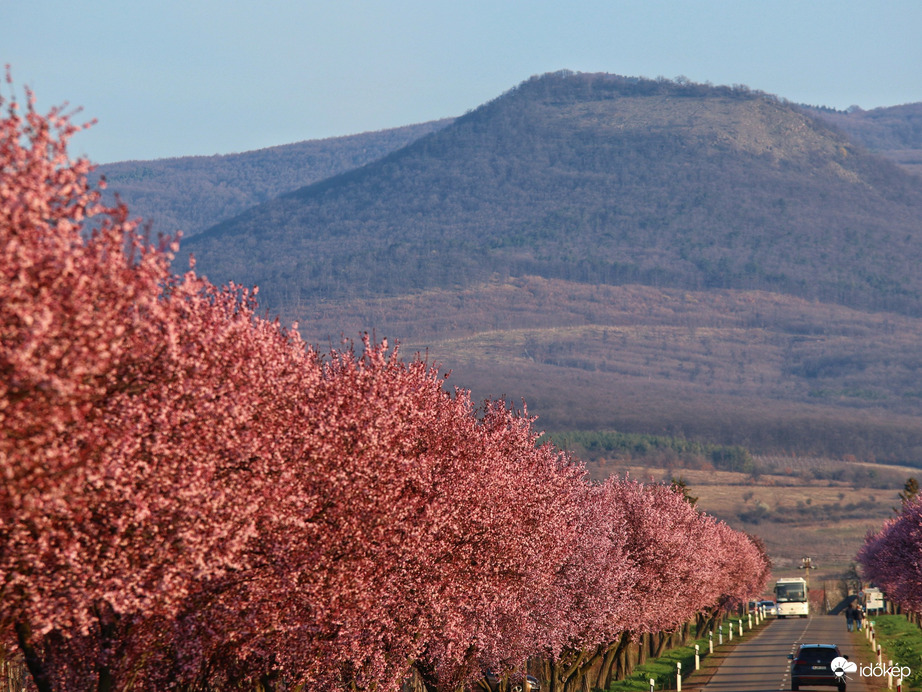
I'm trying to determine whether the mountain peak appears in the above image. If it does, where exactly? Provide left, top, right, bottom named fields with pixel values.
left=183, top=72, right=922, bottom=316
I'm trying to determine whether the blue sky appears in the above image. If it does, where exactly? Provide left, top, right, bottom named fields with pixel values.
left=3, top=0, right=921, bottom=163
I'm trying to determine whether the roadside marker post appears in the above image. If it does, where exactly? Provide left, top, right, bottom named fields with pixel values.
left=695, top=644, right=700, bottom=671
left=676, top=661, right=681, bottom=691
left=708, top=631, right=713, bottom=654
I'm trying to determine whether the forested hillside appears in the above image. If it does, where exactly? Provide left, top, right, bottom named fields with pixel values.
left=806, top=102, right=922, bottom=178
left=167, top=71, right=922, bottom=462
left=95, top=119, right=452, bottom=239
left=93, top=96, right=922, bottom=244
left=184, top=71, right=922, bottom=318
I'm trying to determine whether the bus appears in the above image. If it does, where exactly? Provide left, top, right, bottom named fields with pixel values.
left=774, top=577, right=809, bottom=618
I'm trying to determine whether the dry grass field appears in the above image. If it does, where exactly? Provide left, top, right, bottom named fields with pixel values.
left=595, top=458, right=910, bottom=577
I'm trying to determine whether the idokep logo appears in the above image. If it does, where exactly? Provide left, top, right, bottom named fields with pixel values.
left=830, top=657, right=857, bottom=679
left=832, top=657, right=912, bottom=681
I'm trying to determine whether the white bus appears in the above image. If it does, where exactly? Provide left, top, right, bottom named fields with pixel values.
left=774, top=577, right=809, bottom=618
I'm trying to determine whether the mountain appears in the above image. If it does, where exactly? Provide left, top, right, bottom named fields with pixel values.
left=93, top=97, right=922, bottom=246
left=94, top=119, right=452, bottom=239
left=184, top=71, right=922, bottom=317
left=806, top=102, right=922, bottom=178
left=174, top=71, right=922, bottom=462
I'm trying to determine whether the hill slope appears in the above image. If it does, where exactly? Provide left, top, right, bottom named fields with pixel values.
left=294, top=278, right=922, bottom=463
left=175, top=72, right=922, bottom=460
left=807, top=102, right=922, bottom=178
left=95, top=119, right=452, bottom=239
left=184, top=71, right=922, bottom=317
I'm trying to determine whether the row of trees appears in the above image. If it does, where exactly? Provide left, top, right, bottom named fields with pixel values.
left=1, top=79, right=770, bottom=691
left=547, top=430, right=756, bottom=473
left=857, top=480, right=922, bottom=616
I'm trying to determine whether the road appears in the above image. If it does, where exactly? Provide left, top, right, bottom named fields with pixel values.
left=697, top=615, right=885, bottom=691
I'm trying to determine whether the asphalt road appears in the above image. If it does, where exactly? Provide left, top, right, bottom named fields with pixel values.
left=698, top=615, right=886, bottom=692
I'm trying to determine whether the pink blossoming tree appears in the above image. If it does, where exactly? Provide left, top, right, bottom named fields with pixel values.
left=858, top=497, right=922, bottom=614
left=1, top=77, right=771, bottom=692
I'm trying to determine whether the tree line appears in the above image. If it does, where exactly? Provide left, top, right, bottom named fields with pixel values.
left=1, top=79, right=770, bottom=691
left=858, top=479, right=922, bottom=620
left=547, top=430, right=756, bottom=474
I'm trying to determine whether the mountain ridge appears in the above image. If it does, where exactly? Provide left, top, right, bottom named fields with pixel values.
left=107, top=71, right=922, bottom=460
left=183, top=72, right=922, bottom=318
left=95, top=119, right=453, bottom=240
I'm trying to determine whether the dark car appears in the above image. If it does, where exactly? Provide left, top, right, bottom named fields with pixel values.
left=788, top=644, right=848, bottom=691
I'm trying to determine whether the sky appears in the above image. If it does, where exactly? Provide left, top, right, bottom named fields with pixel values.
left=3, top=0, right=921, bottom=164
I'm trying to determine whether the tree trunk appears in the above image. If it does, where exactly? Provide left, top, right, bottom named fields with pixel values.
left=567, top=644, right=606, bottom=692
left=697, top=609, right=718, bottom=638
left=593, top=641, right=619, bottom=690
left=552, top=649, right=588, bottom=692
left=94, top=603, right=119, bottom=692
left=15, top=620, right=53, bottom=692
left=614, top=634, right=638, bottom=682
left=596, top=633, right=630, bottom=690
left=636, top=633, right=648, bottom=666
left=97, top=667, right=114, bottom=692
left=411, top=662, right=441, bottom=692
left=652, top=631, right=669, bottom=658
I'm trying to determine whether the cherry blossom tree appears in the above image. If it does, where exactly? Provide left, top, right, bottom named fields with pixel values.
left=1, top=74, right=318, bottom=690
left=535, top=478, right=639, bottom=692
left=858, top=497, right=922, bottom=614
left=124, top=347, right=593, bottom=691
left=1, top=74, right=771, bottom=692
left=536, top=478, right=769, bottom=692
left=1, top=73, right=182, bottom=689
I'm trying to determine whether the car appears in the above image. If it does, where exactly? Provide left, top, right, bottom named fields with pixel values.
left=788, top=644, right=848, bottom=691
left=749, top=599, right=776, bottom=615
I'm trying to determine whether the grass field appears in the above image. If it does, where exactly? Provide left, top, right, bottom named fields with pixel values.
left=869, top=615, right=922, bottom=691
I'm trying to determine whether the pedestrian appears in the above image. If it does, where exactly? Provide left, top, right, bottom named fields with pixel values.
left=844, top=603, right=855, bottom=632
left=855, top=604, right=864, bottom=631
